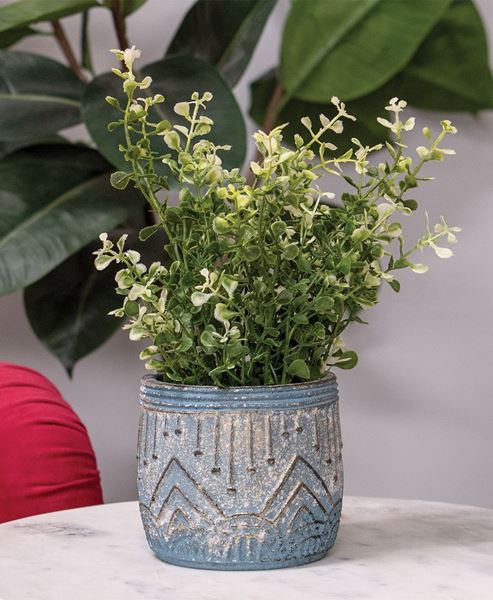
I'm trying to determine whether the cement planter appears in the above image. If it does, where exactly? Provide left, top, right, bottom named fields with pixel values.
left=137, top=374, right=343, bottom=570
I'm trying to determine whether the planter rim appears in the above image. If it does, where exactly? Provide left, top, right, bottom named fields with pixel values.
left=142, top=371, right=336, bottom=392
left=140, top=372, right=338, bottom=412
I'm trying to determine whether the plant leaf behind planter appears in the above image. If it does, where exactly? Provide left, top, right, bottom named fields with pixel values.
left=280, top=0, right=451, bottom=103
left=166, top=0, right=275, bottom=87
left=251, top=0, right=493, bottom=148
left=0, top=26, right=37, bottom=48
left=24, top=240, right=121, bottom=376
left=0, top=50, right=84, bottom=140
left=82, top=56, right=246, bottom=173
left=0, top=0, right=98, bottom=33
left=0, top=144, right=142, bottom=297
left=24, top=226, right=167, bottom=374
left=389, top=0, right=493, bottom=112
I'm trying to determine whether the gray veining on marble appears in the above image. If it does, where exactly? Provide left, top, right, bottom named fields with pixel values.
left=0, top=497, right=492, bottom=600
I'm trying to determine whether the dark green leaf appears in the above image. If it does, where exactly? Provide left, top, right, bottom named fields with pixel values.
left=167, top=0, right=275, bottom=87
left=287, top=358, right=310, bottom=380
left=0, top=144, right=142, bottom=296
left=402, top=199, right=418, bottom=211
left=280, top=0, right=451, bottom=103
left=0, top=26, right=37, bottom=48
left=24, top=240, right=121, bottom=375
left=124, top=300, right=139, bottom=316
left=82, top=56, right=246, bottom=172
left=292, top=313, right=309, bottom=325
left=388, top=279, right=400, bottom=292
left=334, top=350, right=358, bottom=370
left=313, top=296, right=335, bottom=313
left=0, top=0, right=98, bottom=33
left=0, top=50, right=84, bottom=140
left=139, top=223, right=160, bottom=241
left=0, top=134, right=67, bottom=159
left=276, top=288, right=293, bottom=305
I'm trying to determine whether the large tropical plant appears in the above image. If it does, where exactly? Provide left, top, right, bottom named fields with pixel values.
left=0, top=0, right=490, bottom=374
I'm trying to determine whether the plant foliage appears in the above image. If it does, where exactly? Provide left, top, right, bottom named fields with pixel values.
left=94, top=50, right=459, bottom=386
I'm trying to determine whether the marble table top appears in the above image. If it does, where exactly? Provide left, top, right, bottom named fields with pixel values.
left=1, top=497, right=492, bottom=600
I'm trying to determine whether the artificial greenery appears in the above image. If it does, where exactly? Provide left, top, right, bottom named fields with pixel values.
left=94, top=49, right=459, bottom=386
left=0, top=0, right=487, bottom=375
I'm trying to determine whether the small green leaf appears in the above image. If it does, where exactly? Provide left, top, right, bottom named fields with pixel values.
left=337, top=256, right=352, bottom=275
left=242, top=245, right=261, bottom=262
left=200, top=325, right=218, bottom=348
left=282, top=243, right=299, bottom=260
left=314, top=296, right=335, bottom=313
left=110, top=170, right=130, bottom=189
left=212, top=216, right=230, bottom=234
left=388, top=279, right=400, bottom=293
left=276, top=288, right=293, bottom=305
left=287, top=358, right=311, bottom=380
left=139, top=224, right=160, bottom=241
left=124, top=300, right=139, bottom=316
left=402, top=199, right=418, bottom=211
left=292, top=313, right=309, bottom=325
left=178, top=334, right=193, bottom=352
left=335, top=350, right=359, bottom=370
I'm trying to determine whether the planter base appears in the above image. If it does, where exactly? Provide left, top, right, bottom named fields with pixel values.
left=150, top=549, right=331, bottom=571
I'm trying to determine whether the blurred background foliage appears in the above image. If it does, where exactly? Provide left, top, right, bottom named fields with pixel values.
left=0, top=0, right=491, bottom=374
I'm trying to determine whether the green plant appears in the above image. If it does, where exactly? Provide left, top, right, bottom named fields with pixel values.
left=94, top=50, right=459, bottom=386
left=0, top=0, right=487, bottom=375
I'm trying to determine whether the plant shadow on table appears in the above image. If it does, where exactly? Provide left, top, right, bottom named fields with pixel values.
left=311, top=505, right=493, bottom=566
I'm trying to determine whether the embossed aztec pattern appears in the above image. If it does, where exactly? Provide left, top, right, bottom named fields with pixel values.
left=137, top=402, right=343, bottom=568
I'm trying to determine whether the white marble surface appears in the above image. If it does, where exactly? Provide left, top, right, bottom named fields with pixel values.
left=0, top=497, right=492, bottom=600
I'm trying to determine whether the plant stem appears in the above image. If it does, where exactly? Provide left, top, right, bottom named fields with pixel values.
left=111, top=0, right=130, bottom=50
left=247, top=79, right=284, bottom=185
left=51, top=20, right=87, bottom=83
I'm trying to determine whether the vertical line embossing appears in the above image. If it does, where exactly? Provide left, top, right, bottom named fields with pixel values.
left=325, top=410, right=333, bottom=465
left=175, top=415, right=182, bottom=436
left=265, top=414, right=275, bottom=465
left=194, top=416, right=203, bottom=456
left=143, top=411, right=149, bottom=465
left=281, top=414, right=289, bottom=439
left=313, top=412, right=320, bottom=451
left=247, top=414, right=256, bottom=473
left=295, top=415, right=303, bottom=433
left=162, top=415, right=169, bottom=437
left=137, top=412, right=143, bottom=461
left=152, top=412, right=158, bottom=459
left=212, top=415, right=221, bottom=474
left=227, top=417, right=236, bottom=493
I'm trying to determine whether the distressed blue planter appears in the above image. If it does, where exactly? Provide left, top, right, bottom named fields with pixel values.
left=138, top=374, right=343, bottom=570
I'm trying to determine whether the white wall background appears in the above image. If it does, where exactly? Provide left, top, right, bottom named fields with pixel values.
left=1, top=0, right=492, bottom=508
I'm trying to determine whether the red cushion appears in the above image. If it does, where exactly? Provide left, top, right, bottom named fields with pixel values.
left=0, top=362, right=103, bottom=523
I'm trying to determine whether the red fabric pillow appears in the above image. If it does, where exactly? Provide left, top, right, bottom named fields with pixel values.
left=0, top=362, right=103, bottom=523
